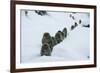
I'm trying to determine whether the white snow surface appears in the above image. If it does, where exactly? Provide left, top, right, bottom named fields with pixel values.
left=21, top=10, right=90, bottom=63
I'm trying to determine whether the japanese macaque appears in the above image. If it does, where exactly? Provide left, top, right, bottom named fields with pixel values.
left=51, top=37, right=57, bottom=46
left=72, top=16, right=75, bottom=20
left=71, top=25, right=75, bottom=30
left=79, top=19, right=82, bottom=24
left=62, top=27, right=67, bottom=38
left=69, top=14, right=72, bottom=18
left=40, top=43, right=51, bottom=56
left=71, top=22, right=78, bottom=30
left=61, top=32, right=65, bottom=41
left=75, top=22, right=78, bottom=27
left=25, top=10, right=28, bottom=16
left=42, top=32, right=53, bottom=50
left=35, top=10, right=47, bottom=16
left=69, top=14, right=75, bottom=20
left=82, top=24, right=90, bottom=28
left=55, top=31, right=63, bottom=44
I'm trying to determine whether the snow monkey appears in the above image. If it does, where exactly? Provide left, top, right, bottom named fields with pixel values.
left=82, top=24, right=90, bottom=28
left=79, top=19, right=82, bottom=24
left=42, top=32, right=53, bottom=50
left=61, top=31, right=65, bottom=40
left=71, top=25, right=75, bottom=30
left=75, top=22, right=78, bottom=27
left=72, top=16, right=75, bottom=20
left=71, top=22, right=78, bottom=30
left=51, top=37, right=57, bottom=47
left=40, top=43, right=51, bottom=56
left=35, top=10, right=47, bottom=16
left=62, top=27, right=67, bottom=38
left=55, top=31, right=63, bottom=44
left=69, top=14, right=75, bottom=20
left=25, top=10, right=28, bottom=16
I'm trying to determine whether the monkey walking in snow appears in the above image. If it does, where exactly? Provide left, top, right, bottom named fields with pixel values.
left=75, top=22, right=78, bottom=27
left=42, top=32, right=53, bottom=51
left=55, top=31, right=64, bottom=44
left=40, top=43, right=51, bottom=56
left=82, top=24, right=90, bottom=28
left=51, top=37, right=57, bottom=46
left=62, top=27, right=67, bottom=38
left=35, top=10, right=48, bottom=16
left=71, top=22, right=78, bottom=30
left=71, top=25, right=75, bottom=30
left=25, top=10, right=28, bottom=16
left=79, top=19, right=82, bottom=24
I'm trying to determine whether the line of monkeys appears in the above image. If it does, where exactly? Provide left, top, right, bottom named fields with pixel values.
left=40, top=20, right=90, bottom=56
left=40, top=20, right=81, bottom=56
left=40, top=20, right=83, bottom=56
left=25, top=10, right=48, bottom=16
left=40, top=27, right=67, bottom=56
left=25, top=10, right=90, bottom=28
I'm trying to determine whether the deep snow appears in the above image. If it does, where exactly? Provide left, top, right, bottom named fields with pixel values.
left=20, top=10, right=90, bottom=63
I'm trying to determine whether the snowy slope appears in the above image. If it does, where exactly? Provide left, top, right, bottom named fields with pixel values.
left=52, top=26, right=90, bottom=61
left=21, top=10, right=90, bottom=63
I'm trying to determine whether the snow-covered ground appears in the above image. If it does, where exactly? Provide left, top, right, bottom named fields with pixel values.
left=20, top=10, right=90, bottom=63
